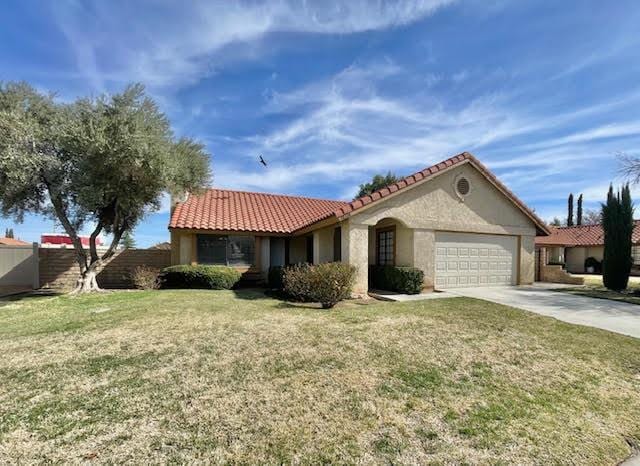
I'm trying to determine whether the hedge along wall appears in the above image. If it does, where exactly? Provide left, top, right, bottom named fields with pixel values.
left=39, top=248, right=171, bottom=290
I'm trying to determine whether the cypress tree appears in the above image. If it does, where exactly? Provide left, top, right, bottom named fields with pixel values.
left=602, top=184, right=634, bottom=290
left=577, top=194, right=583, bottom=225
left=567, top=193, right=574, bottom=226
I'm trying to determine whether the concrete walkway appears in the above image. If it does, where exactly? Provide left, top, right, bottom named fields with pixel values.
left=449, top=283, right=640, bottom=339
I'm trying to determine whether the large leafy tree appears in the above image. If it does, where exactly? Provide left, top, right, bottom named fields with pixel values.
left=355, top=171, right=401, bottom=199
left=602, top=184, right=634, bottom=291
left=0, top=82, right=210, bottom=292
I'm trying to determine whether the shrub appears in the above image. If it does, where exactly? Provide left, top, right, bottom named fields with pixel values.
left=130, top=265, right=160, bottom=290
left=370, top=265, right=424, bottom=294
left=584, top=257, right=602, bottom=273
left=283, top=262, right=356, bottom=308
left=159, top=265, right=241, bottom=290
left=268, top=266, right=285, bottom=290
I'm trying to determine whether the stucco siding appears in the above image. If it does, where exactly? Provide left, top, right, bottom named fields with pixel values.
left=347, top=163, right=537, bottom=288
left=565, top=246, right=603, bottom=273
left=519, top=235, right=535, bottom=284
left=413, top=229, right=435, bottom=288
left=341, top=220, right=369, bottom=295
left=169, top=230, right=197, bottom=265
left=349, top=163, right=536, bottom=237
left=566, top=247, right=587, bottom=273
left=586, top=246, right=604, bottom=262
left=315, top=225, right=336, bottom=263
left=367, top=218, right=413, bottom=266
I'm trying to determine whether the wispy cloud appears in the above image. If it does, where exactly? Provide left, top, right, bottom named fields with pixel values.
left=51, top=0, right=455, bottom=90
left=213, top=56, right=640, bottom=209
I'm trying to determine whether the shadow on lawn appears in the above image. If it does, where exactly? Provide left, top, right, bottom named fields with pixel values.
left=231, top=288, right=270, bottom=301
left=0, top=289, right=63, bottom=307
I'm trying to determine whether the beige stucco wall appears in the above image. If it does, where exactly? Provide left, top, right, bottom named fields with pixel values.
left=547, top=246, right=565, bottom=264
left=519, top=236, right=535, bottom=284
left=170, top=230, right=194, bottom=265
left=346, top=162, right=538, bottom=289
left=367, top=218, right=414, bottom=267
left=566, top=246, right=603, bottom=273
left=313, top=225, right=337, bottom=263
left=341, top=220, right=369, bottom=296
left=349, top=163, right=536, bottom=236
left=413, top=229, right=435, bottom=288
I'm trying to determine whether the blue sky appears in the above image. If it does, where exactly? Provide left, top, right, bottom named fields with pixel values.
left=2, top=1, right=640, bottom=247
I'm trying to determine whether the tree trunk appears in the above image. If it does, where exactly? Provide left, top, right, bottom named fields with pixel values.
left=72, top=261, right=103, bottom=293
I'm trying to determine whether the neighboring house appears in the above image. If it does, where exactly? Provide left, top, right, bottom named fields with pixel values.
left=0, top=237, right=30, bottom=246
left=149, top=242, right=171, bottom=250
left=535, top=222, right=640, bottom=274
left=169, top=152, right=549, bottom=295
left=40, top=233, right=104, bottom=249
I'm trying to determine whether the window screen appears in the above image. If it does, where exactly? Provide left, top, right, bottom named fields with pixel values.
left=377, top=229, right=395, bottom=265
left=197, top=234, right=255, bottom=266
left=227, top=235, right=255, bottom=266
left=197, top=235, right=227, bottom=265
left=633, top=246, right=640, bottom=265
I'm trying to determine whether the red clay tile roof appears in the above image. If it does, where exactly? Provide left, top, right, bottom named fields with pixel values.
left=169, top=189, right=348, bottom=234
left=535, top=221, right=640, bottom=247
left=169, top=152, right=550, bottom=235
left=0, top=237, right=30, bottom=246
left=332, top=152, right=549, bottom=235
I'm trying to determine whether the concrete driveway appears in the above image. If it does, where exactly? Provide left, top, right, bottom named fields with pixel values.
left=449, top=283, right=640, bottom=339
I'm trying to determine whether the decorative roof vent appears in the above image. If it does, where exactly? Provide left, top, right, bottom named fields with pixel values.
left=455, top=176, right=471, bottom=198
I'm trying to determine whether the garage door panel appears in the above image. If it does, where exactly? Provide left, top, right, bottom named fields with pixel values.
left=435, top=232, right=517, bottom=289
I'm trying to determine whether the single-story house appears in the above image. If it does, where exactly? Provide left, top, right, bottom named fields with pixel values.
left=0, top=237, right=30, bottom=246
left=169, top=152, right=550, bottom=295
left=535, top=222, right=640, bottom=274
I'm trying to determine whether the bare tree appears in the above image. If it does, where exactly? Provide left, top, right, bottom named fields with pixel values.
left=583, top=209, right=602, bottom=225
left=619, top=153, right=640, bottom=184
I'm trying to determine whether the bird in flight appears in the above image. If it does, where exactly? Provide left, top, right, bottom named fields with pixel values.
left=259, top=155, right=267, bottom=167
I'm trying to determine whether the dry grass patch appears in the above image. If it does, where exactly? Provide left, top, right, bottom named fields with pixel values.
left=0, top=289, right=639, bottom=464
left=559, top=276, right=640, bottom=305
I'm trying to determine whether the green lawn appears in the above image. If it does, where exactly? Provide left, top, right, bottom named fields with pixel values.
left=1, top=290, right=639, bottom=464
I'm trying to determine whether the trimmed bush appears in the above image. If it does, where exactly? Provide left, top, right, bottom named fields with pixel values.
left=283, top=262, right=356, bottom=308
left=131, top=266, right=160, bottom=290
left=370, top=265, right=424, bottom=294
left=268, top=266, right=285, bottom=290
left=159, top=265, right=241, bottom=290
left=584, top=257, right=601, bottom=274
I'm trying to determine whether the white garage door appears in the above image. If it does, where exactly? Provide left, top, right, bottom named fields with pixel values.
left=435, top=232, right=517, bottom=289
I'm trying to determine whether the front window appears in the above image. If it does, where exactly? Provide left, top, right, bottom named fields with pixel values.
left=377, top=228, right=395, bottom=265
left=633, top=246, right=640, bottom=266
left=197, top=234, right=255, bottom=266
